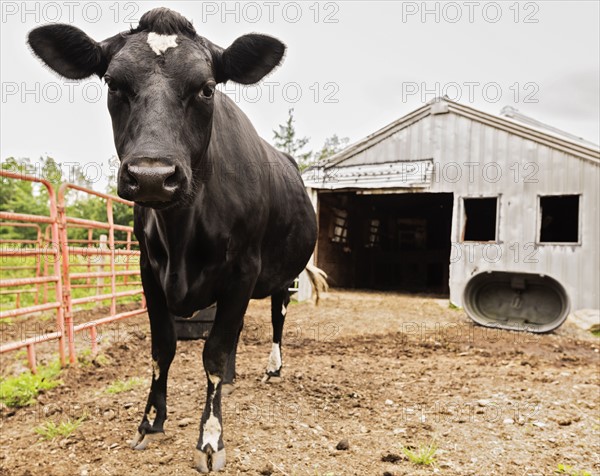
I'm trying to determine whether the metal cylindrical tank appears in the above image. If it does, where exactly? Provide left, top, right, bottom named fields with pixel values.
left=463, top=271, right=570, bottom=333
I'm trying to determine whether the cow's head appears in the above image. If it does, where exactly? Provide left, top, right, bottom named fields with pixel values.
left=28, top=8, right=285, bottom=208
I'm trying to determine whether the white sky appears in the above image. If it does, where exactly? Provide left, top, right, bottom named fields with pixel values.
left=1, top=1, right=599, bottom=189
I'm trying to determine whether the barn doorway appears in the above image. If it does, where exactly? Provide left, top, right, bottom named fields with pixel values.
left=316, top=192, right=454, bottom=295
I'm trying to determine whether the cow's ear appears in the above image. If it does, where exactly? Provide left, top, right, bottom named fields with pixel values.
left=215, top=34, right=285, bottom=85
left=28, top=24, right=117, bottom=80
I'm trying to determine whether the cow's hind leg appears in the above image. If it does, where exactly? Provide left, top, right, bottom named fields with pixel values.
left=129, top=270, right=176, bottom=450
left=195, top=289, right=252, bottom=473
left=262, top=286, right=291, bottom=383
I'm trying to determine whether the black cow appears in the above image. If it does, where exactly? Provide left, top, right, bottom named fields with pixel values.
left=28, top=8, right=327, bottom=473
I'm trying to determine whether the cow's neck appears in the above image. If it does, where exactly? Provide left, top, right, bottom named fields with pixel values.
left=149, top=196, right=202, bottom=250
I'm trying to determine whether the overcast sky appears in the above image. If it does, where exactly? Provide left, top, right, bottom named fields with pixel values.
left=1, top=1, right=598, bottom=189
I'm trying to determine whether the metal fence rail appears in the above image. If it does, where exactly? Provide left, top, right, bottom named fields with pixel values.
left=0, top=170, right=146, bottom=372
left=0, top=170, right=66, bottom=371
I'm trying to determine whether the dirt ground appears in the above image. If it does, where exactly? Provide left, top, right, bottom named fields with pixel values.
left=1, top=290, right=599, bottom=476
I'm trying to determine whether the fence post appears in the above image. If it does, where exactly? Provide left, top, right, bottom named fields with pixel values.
left=107, top=199, right=117, bottom=316
left=97, top=235, right=108, bottom=299
left=58, top=184, right=75, bottom=366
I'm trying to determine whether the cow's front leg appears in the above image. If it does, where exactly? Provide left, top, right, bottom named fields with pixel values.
left=194, top=291, right=251, bottom=473
left=222, top=328, right=241, bottom=396
left=129, top=267, right=176, bottom=450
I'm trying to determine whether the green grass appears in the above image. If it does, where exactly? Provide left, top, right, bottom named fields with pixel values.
left=0, top=253, right=142, bottom=312
left=448, top=301, right=462, bottom=310
left=0, top=361, right=62, bottom=407
left=106, top=377, right=142, bottom=394
left=34, top=416, right=86, bottom=440
left=555, top=464, right=592, bottom=476
left=94, top=353, right=110, bottom=366
left=77, top=349, right=111, bottom=367
left=402, top=441, right=438, bottom=466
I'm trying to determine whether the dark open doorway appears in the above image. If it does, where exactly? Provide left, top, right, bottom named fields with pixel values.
left=316, top=192, right=454, bottom=295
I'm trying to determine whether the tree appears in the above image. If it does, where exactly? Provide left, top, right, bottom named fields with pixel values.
left=0, top=158, right=49, bottom=240
left=272, top=110, right=350, bottom=171
left=314, top=134, right=350, bottom=163
left=272, top=108, right=313, bottom=170
left=0, top=156, right=117, bottom=242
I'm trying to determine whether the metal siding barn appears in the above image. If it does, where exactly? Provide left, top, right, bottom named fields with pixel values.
left=302, top=98, right=600, bottom=313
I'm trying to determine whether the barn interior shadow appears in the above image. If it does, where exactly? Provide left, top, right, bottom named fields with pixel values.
left=316, top=192, right=454, bottom=296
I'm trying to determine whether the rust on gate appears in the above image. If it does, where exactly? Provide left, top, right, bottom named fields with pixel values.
left=0, top=170, right=146, bottom=372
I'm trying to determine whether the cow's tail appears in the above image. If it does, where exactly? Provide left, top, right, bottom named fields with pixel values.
left=304, top=263, right=329, bottom=304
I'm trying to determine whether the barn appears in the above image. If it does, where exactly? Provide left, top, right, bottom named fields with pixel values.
left=300, top=98, right=600, bottom=325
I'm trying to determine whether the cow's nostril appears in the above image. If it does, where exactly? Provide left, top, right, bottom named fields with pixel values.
left=125, top=164, right=139, bottom=187
left=163, top=169, right=179, bottom=190
left=122, top=161, right=179, bottom=203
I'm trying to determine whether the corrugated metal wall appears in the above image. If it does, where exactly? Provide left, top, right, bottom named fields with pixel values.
left=313, top=108, right=599, bottom=310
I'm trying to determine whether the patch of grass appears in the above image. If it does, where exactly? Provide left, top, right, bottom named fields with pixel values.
left=94, top=353, right=110, bottom=366
left=106, top=377, right=142, bottom=394
left=77, top=348, right=93, bottom=366
left=448, top=302, right=461, bottom=310
left=555, top=463, right=592, bottom=476
left=34, top=416, right=86, bottom=440
left=590, top=329, right=600, bottom=337
left=401, top=441, right=438, bottom=466
left=0, top=361, right=62, bottom=407
left=77, top=349, right=110, bottom=367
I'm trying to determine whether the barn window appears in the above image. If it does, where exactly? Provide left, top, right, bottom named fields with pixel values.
left=397, top=218, right=427, bottom=249
left=365, top=218, right=380, bottom=248
left=331, top=208, right=348, bottom=243
left=462, top=197, right=498, bottom=242
left=539, top=195, right=580, bottom=243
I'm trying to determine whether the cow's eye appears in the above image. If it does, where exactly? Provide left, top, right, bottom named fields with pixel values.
left=200, top=83, right=215, bottom=99
left=104, top=76, right=118, bottom=92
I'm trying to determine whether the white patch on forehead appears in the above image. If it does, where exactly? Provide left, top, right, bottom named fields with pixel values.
left=147, top=32, right=178, bottom=55
left=266, top=342, right=282, bottom=373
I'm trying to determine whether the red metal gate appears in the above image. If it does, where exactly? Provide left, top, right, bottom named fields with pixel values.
left=0, top=169, right=146, bottom=372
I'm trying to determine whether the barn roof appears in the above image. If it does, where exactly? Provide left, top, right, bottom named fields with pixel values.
left=308, top=98, right=600, bottom=176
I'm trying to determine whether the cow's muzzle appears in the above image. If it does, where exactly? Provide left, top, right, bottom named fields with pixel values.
left=118, top=158, right=183, bottom=205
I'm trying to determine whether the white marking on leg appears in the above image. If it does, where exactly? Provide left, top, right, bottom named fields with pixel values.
left=152, top=359, right=160, bottom=380
left=201, top=413, right=222, bottom=452
left=266, top=342, right=282, bottom=374
left=147, top=32, right=178, bottom=55
left=201, top=374, right=222, bottom=452
left=208, top=374, right=221, bottom=387
left=281, top=304, right=287, bottom=316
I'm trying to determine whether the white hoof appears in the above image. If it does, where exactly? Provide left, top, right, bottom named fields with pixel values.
left=129, top=430, right=163, bottom=450
left=194, top=448, right=226, bottom=473
left=261, top=373, right=282, bottom=384
left=212, top=448, right=226, bottom=471
left=129, top=431, right=143, bottom=449
left=221, top=383, right=235, bottom=396
left=194, top=449, right=209, bottom=473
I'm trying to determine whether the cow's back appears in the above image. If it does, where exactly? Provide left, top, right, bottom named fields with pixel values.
left=208, top=93, right=317, bottom=297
